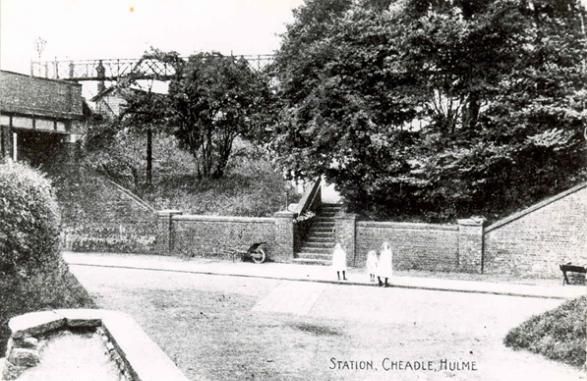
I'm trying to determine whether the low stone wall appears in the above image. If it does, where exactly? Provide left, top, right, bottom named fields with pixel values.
left=356, top=221, right=460, bottom=271
left=1, top=309, right=189, bottom=381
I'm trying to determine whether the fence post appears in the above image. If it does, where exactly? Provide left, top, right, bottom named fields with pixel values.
left=274, top=211, right=296, bottom=262
left=457, top=217, right=485, bottom=273
left=156, top=210, right=183, bottom=254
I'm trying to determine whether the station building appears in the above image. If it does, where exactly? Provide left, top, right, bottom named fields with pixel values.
left=0, top=70, right=88, bottom=166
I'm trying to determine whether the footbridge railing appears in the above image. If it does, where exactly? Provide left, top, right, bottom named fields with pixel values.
left=30, top=54, right=275, bottom=81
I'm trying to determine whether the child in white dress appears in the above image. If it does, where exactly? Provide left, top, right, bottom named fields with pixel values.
left=377, top=241, right=393, bottom=287
left=366, top=250, right=378, bottom=282
left=332, top=242, right=347, bottom=281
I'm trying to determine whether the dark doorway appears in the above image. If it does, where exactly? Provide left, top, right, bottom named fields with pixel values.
left=17, top=129, right=66, bottom=169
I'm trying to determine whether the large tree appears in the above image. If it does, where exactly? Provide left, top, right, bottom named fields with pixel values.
left=116, top=50, right=271, bottom=180
left=271, top=0, right=587, bottom=221
left=165, top=52, right=271, bottom=179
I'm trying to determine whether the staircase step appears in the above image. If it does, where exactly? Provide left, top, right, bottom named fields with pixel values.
left=312, top=220, right=336, bottom=226
left=306, top=232, right=334, bottom=239
left=312, top=226, right=335, bottom=230
left=293, top=203, right=343, bottom=266
left=301, top=242, right=334, bottom=251
left=296, top=252, right=332, bottom=260
left=292, top=258, right=331, bottom=266
left=305, top=237, right=335, bottom=244
left=304, top=237, right=334, bottom=242
left=306, top=228, right=334, bottom=237
left=311, top=230, right=334, bottom=236
left=300, top=241, right=334, bottom=249
left=305, top=232, right=334, bottom=242
left=312, top=225, right=335, bottom=230
left=299, top=247, right=332, bottom=254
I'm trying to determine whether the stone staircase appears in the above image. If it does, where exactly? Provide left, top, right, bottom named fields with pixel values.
left=293, top=203, right=342, bottom=265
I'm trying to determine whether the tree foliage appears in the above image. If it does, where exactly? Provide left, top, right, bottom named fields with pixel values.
left=83, top=120, right=144, bottom=190
left=271, top=0, right=587, bottom=221
left=119, top=86, right=170, bottom=185
left=112, top=49, right=272, bottom=180
left=154, top=51, right=272, bottom=179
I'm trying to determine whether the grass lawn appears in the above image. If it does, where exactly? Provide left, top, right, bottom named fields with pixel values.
left=70, top=264, right=583, bottom=381
left=140, top=157, right=297, bottom=217
left=505, top=296, right=586, bottom=367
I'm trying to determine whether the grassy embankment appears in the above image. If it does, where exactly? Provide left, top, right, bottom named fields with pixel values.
left=505, top=295, right=586, bottom=367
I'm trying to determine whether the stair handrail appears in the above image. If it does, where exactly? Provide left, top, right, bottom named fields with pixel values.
left=292, top=177, right=322, bottom=255
left=296, top=177, right=322, bottom=217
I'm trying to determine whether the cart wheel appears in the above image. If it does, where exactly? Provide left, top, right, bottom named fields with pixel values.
left=251, top=248, right=266, bottom=264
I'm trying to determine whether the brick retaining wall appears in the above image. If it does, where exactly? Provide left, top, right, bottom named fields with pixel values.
left=356, top=221, right=460, bottom=271
left=171, top=215, right=278, bottom=259
left=483, top=183, right=587, bottom=277
left=60, top=164, right=586, bottom=275
left=60, top=168, right=158, bottom=253
left=58, top=167, right=297, bottom=261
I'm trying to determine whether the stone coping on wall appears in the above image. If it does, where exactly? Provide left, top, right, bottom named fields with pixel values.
left=357, top=220, right=459, bottom=231
left=101, top=176, right=156, bottom=213
left=6, top=309, right=190, bottom=381
left=485, top=181, right=587, bottom=233
left=172, top=214, right=275, bottom=224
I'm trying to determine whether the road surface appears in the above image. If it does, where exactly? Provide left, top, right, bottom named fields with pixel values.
left=69, top=264, right=584, bottom=381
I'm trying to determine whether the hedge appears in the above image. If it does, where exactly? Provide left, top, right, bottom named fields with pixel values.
left=0, top=161, right=94, bottom=354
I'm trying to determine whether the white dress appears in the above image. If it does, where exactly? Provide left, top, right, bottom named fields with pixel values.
left=378, top=248, right=393, bottom=278
left=332, top=246, right=347, bottom=272
left=366, top=251, right=378, bottom=275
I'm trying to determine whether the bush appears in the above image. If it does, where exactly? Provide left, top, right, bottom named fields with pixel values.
left=504, top=296, right=586, bottom=367
left=0, top=161, right=94, bottom=353
left=0, top=162, right=61, bottom=274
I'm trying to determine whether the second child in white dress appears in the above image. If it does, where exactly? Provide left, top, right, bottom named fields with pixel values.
left=366, top=250, right=378, bottom=282
left=377, top=241, right=393, bottom=287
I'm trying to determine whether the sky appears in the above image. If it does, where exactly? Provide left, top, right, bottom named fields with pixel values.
left=2, top=0, right=587, bottom=75
left=0, top=0, right=304, bottom=73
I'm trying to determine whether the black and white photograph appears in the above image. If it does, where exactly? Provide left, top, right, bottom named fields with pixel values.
left=1, top=0, right=587, bottom=380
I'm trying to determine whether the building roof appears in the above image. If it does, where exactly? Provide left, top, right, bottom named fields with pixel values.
left=90, top=82, right=168, bottom=118
left=90, top=81, right=168, bottom=102
left=0, top=70, right=84, bottom=120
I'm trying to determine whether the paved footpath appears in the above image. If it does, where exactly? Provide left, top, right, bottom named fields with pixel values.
left=63, top=252, right=586, bottom=300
